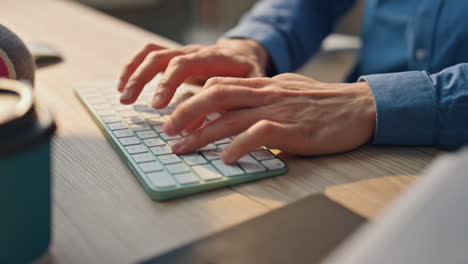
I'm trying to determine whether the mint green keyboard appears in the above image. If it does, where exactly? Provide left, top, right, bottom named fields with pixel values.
left=74, top=79, right=288, bottom=201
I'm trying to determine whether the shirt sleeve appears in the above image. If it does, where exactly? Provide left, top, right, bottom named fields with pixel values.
left=360, top=63, right=468, bottom=149
left=223, top=0, right=356, bottom=75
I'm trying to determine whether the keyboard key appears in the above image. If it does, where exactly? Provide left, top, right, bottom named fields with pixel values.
left=125, top=144, right=148, bottom=154
left=108, top=122, right=127, bottom=130
left=139, top=161, right=163, bottom=173
left=141, top=112, right=161, bottom=119
left=81, top=91, right=101, bottom=98
left=158, top=154, right=181, bottom=164
left=133, top=104, right=153, bottom=112
left=88, top=98, right=106, bottom=105
left=114, top=104, right=133, bottom=111
left=251, top=150, right=274, bottom=160
left=211, top=160, right=244, bottom=177
left=199, top=143, right=217, bottom=152
left=238, top=154, right=266, bottom=173
left=192, top=164, right=222, bottom=181
left=132, top=153, right=156, bottom=163
left=118, top=136, right=140, bottom=146
left=160, top=132, right=182, bottom=140
left=143, top=138, right=165, bottom=147
left=147, top=171, right=176, bottom=188
left=174, top=172, right=199, bottom=185
left=105, top=94, right=120, bottom=100
left=166, top=163, right=190, bottom=174
left=96, top=109, right=114, bottom=117
left=93, top=104, right=112, bottom=111
left=214, top=137, right=232, bottom=144
left=201, top=150, right=222, bottom=160
left=146, top=117, right=166, bottom=126
left=119, top=110, right=138, bottom=118
left=112, top=129, right=134, bottom=138
left=124, top=116, right=145, bottom=124
left=261, top=159, right=285, bottom=170
left=181, top=154, right=207, bottom=165
left=136, top=130, right=158, bottom=139
left=152, top=125, right=164, bottom=132
left=159, top=106, right=175, bottom=115
left=217, top=143, right=230, bottom=150
left=102, top=116, right=121, bottom=124
left=129, top=123, right=152, bottom=132
left=150, top=145, right=172, bottom=155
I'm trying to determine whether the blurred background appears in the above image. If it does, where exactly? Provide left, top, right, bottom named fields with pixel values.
left=73, top=0, right=364, bottom=82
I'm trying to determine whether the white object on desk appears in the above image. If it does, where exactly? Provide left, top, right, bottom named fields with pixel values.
left=324, top=147, right=468, bottom=264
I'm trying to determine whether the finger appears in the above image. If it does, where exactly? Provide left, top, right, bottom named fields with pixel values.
left=118, top=43, right=166, bottom=92
left=120, top=49, right=186, bottom=104
left=273, top=73, right=312, bottom=81
left=164, top=86, right=266, bottom=135
left=171, top=109, right=260, bottom=154
left=185, top=116, right=205, bottom=133
left=204, top=76, right=272, bottom=90
left=152, top=52, right=254, bottom=108
left=221, top=120, right=288, bottom=163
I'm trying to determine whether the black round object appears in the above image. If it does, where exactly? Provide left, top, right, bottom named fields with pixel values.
left=0, top=25, right=35, bottom=84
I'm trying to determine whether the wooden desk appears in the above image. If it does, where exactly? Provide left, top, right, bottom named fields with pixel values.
left=2, top=0, right=443, bottom=263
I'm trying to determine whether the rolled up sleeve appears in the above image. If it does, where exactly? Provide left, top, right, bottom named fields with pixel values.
left=223, top=0, right=356, bottom=75
left=361, top=63, right=468, bottom=149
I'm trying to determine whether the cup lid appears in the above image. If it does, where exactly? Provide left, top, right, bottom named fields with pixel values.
left=0, top=79, right=56, bottom=156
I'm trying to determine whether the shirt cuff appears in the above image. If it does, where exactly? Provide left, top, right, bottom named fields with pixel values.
left=223, top=21, right=290, bottom=75
left=359, top=71, right=438, bottom=145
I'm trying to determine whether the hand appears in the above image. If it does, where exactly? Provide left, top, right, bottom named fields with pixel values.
left=117, top=38, right=269, bottom=107
left=163, top=73, right=377, bottom=163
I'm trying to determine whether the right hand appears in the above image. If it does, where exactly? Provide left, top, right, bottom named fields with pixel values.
left=117, top=38, right=269, bottom=108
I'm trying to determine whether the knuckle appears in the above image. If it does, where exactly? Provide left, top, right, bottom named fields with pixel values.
left=255, top=120, right=279, bottom=136
left=259, top=85, right=283, bottom=104
left=148, top=51, right=162, bottom=63
left=157, top=78, right=171, bottom=91
left=205, top=77, right=225, bottom=88
left=209, top=85, right=230, bottom=100
left=249, top=77, right=270, bottom=89
left=183, top=44, right=203, bottom=52
left=169, top=55, right=189, bottom=68
left=144, top=43, right=159, bottom=51
left=273, top=73, right=296, bottom=80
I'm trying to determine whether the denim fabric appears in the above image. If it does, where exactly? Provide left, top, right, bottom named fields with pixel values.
left=224, top=0, right=468, bottom=148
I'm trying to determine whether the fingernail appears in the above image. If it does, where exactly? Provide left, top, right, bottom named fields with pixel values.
left=120, top=88, right=132, bottom=100
left=152, top=94, right=165, bottom=108
left=221, top=150, right=236, bottom=164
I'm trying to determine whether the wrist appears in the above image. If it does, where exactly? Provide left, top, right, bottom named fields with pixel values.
left=217, top=38, right=270, bottom=74
left=354, top=81, right=377, bottom=140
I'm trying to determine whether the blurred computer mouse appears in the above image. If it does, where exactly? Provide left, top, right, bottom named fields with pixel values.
left=26, top=42, right=63, bottom=67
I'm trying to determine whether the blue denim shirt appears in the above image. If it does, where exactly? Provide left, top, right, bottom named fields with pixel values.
left=224, top=0, right=468, bottom=149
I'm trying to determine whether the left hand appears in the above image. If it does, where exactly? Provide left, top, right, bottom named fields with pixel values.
left=164, top=73, right=377, bottom=163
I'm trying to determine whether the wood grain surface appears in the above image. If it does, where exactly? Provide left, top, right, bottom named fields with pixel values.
left=2, top=0, right=443, bottom=263
left=325, top=175, right=419, bottom=219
